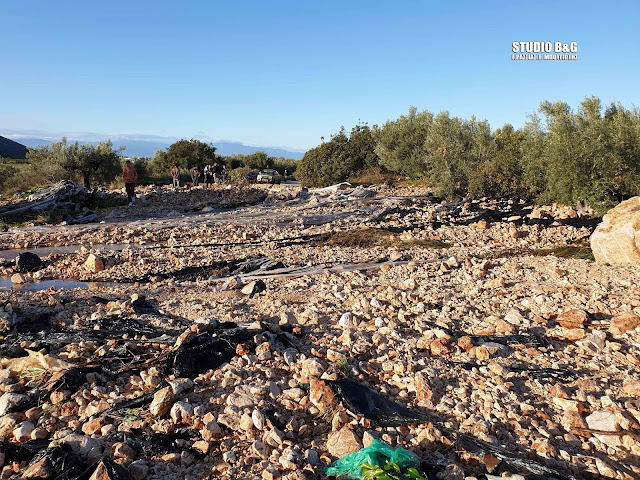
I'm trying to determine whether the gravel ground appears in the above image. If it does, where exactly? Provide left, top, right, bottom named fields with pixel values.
left=0, top=184, right=638, bottom=480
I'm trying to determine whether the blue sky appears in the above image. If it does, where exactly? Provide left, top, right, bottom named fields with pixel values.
left=2, top=0, right=638, bottom=151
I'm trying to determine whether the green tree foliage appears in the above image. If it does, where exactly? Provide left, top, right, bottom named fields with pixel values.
left=271, top=157, right=298, bottom=175
left=297, top=125, right=380, bottom=187
left=373, top=108, right=495, bottom=196
left=373, top=107, right=433, bottom=178
left=522, top=96, right=640, bottom=212
left=26, top=138, right=123, bottom=189
left=243, top=151, right=273, bottom=170
left=468, top=124, right=527, bottom=198
left=0, top=164, right=17, bottom=193
left=150, top=139, right=217, bottom=175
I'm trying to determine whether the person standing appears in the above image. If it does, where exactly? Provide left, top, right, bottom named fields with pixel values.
left=203, top=164, right=212, bottom=188
left=171, top=164, right=180, bottom=189
left=191, top=166, right=201, bottom=187
left=122, top=160, right=138, bottom=206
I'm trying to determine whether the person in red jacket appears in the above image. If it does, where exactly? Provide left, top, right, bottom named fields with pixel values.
left=122, top=160, right=138, bottom=206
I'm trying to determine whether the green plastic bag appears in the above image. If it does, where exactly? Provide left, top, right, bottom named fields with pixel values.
left=324, top=439, right=421, bottom=479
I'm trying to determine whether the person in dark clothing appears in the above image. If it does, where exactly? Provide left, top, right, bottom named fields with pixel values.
left=191, top=167, right=201, bottom=187
left=203, top=164, right=212, bottom=188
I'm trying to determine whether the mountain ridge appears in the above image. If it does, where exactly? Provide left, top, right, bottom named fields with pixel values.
left=0, top=136, right=28, bottom=159
left=5, top=136, right=305, bottom=159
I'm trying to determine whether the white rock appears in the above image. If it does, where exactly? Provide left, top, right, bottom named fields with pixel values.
left=585, top=410, right=619, bottom=432
left=170, top=401, right=194, bottom=424
left=338, top=312, right=355, bottom=328
left=13, top=421, right=35, bottom=442
left=0, top=392, right=29, bottom=416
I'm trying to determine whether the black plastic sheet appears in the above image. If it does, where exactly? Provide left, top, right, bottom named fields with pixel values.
left=326, top=378, right=429, bottom=427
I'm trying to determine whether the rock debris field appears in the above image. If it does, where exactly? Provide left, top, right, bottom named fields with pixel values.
left=0, top=182, right=639, bottom=480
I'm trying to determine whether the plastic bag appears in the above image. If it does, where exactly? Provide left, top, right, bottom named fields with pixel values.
left=326, top=378, right=428, bottom=427
left=324, top=439, right=420, bottom=479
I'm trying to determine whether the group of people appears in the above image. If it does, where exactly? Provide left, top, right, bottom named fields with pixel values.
left=121, top=160, right=231, bottom=208
left=171, top=163, right=227, bottom=189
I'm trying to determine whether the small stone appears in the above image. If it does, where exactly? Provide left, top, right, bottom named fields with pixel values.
left=223, top=450, right=237, bottom=463
left=0, top=392, right=29, bottom=416
left=430, top=337, right=450, bottom=355
left=82, top=417, right=107, bottom=436
left=241, top=280, right=266, bottom=296
left=585, top=410, right=619, bottom=432
left=326, top=427, right=363, bottom=458
left=202, top=420, right=223, bottom=440
left=338, top=312, right=356, bottom=328
left=622, top=378, right=640, bottom=397
left=10, top=273, right=26, bottom=284
left=170, top=401, right=194, bottom=424
left=113, top=442, right=136, bottom=459
left=362, top=430, right=379, bottom=447
left=217, top=413, right=241, bottom=431
left=149, top=387, right=174, bottom=417
left=84, top=254, right=105, bottom=273
left=13, top=421, right=35, bottom=442
left=504, top=309, right=525, bottom=325
left=557, top=309, right=588, bottom=329
left=252, top=409, right=266, bottom=430
left=305, top=448, right=319, bottom=466
left=609, top=313, right=640, bottom=335
left=252, top=440, right=270, bottom=460
left=167, top=378, right=193, bottom=395
left=239, top=412, right=254, bottom=432
left=477, top=219, right=488, bottom=229
left=192, top=440, right=210, bottom=454
left=457, top=336, right=474, bottom=351
left=22, top=457, right=53, bottom=478
left=31, top=427, right=48, bottom=440
left=309, top=379, right=335, bottom=413
left=128, top=460, right=149, bottom=480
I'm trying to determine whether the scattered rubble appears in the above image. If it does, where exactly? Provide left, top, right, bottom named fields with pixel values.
left=0, top=184, right=637, bottom=479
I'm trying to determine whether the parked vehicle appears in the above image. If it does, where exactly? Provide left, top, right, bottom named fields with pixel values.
left=256, top=169, right=283, bottom=184
left=245, top=170, right=259, bottom=183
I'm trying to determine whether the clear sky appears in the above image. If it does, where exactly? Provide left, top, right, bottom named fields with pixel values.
left=2, top=0, right=638, bottom=151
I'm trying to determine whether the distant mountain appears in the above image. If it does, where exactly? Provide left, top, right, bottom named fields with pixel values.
left=0, top=136, right=28, bottom=159
left=10, top=136, right=304, bottom=160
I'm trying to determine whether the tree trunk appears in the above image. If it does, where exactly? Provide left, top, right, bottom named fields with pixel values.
left=83, top=172, right=91, bottom=189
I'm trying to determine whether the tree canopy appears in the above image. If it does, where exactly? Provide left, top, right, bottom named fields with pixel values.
left=26, top=138, right=123, bottom=189
left=151, top=139, right=217, bottom=175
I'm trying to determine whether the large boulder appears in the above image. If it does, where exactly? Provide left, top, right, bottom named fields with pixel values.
left=590, top=197, right=640, bottom=264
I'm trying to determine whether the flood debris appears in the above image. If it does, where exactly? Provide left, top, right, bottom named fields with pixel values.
left=457, top=433, right=579, bottom=480
left=171, top=327, right=253, bottom=377
left=326, top=378, right=429, bottom=427
left=16, top=252, right=42, bottom=273
left=1, top=185, right=638, bottom=479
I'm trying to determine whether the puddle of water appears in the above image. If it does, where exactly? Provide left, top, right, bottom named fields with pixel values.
left=0, top=244, right=141, bottom=261
left=0, top=278, right=110, bottom=291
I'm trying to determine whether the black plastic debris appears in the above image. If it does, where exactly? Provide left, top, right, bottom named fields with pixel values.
left=19, top=445, right=91, bottom=480
left=245, top=279, right=267, bottom=298
left=326, top=378, right=429, bottom=427
left=230, top=256, right=284, bottom=275
left=0, top=439, right=50, bottom=463
left=15, top=313, right=52, bottom=334
left=91, top=456, right=131, bottom=480
left=171, top=328, right=253, bottom=378
left=16, top=252, right=42, bottom=272
left=457, top=433, right=579, bottom=480
left=123, top=430, right=205, bottom=459
left=90, top=381, right=168, bottom=420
